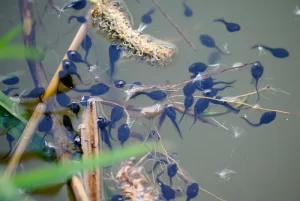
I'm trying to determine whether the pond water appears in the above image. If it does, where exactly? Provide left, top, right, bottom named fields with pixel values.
left=0, top=0, right=300, bottom=201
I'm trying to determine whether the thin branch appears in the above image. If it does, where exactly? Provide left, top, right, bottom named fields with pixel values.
left=152, top=0, right=196, bottom=50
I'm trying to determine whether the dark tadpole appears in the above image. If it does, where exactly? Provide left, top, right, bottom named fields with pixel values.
left=210, top=96, right=240, bottom=114
left=81, top=34, right=92, bottom=62
left=69, top=102, right=80, bottom=118
left=73, top=83, right=110, bottom=96
left=63, top=0, right=87, bottom=10
left=186, top=183, right=199, bottom=201
left=38, top=113, right=53, bottom=145
left=164, top=106, right=182, bottom=138
left=199, top=34, right=228, bottom=55
left=183, top=82, right=196, bottom=96
left=108, top=44, right=122, bottom=81
left=190, top=98, right=210, bottom=130
left=22, top=87, right=45, bottom=101
left=117, top=123, right=130, bottom=146
left=108, top=106, right=124, bottom=140
left=141, top=8, right=155, bottom=24
left=182, top=1, right=193, bottom=17
left=114, top=80, right=126, bottom=88
left=100, top=127, right=112, bottom=150
left=167, top=163, right=178, bottom=186
left=252, top=45, right=289, bottom=58
left=214, top=18, right=241, bottom=32
left=136, top=90, right=167, bottom=101
left=63, top=115, right=77, bottom=140
left=56, top=90, right=71, bottom=108
left=58, top=70, right=76, bottom=90
left=250, top=61, right=264, bottom=102
left=62, top=59, right=84, bottom=84
left=147, top=159, right=168, bottom=174
left=68, top=15, right=86, bottom=24
left=189, top=62, right=207, bottom=78
left=156, top=171, right=176, bottom=201
left=2, top=75, right=19, bottom=85
left=111, top=195, right=124, bottom=201
left=241, top=111, right=276, bottom=127
left=67, top=50, right=90, bottom=68
left=179, top=95, right=194, bottom=124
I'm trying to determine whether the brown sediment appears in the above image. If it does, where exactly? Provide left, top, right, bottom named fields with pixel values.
left=115, top=159, right=160, bottom=201
left=90, top=0, right=177, bottom=67
left=81, top=100, right=102, bottom=201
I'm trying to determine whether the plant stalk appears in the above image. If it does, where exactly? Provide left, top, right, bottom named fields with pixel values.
left=81, top=100, right=102, bottom=201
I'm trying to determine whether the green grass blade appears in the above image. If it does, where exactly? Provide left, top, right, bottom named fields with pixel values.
left=0, top=24, right=23, bottom=48
left=12, top=142, right=157, bottom=190
left=0, top=91, right=46, bottom=155
left=0, top=45, right=41, bottom=60
left=0, top=91, right=28, bottom=124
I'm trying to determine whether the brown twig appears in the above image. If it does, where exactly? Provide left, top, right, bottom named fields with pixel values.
left=152, top=0, right=196, bottom=50
left=81, top=100, right=102, bottom=201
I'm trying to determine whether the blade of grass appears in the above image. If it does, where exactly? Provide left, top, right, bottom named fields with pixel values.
left=12, top=142, right=158, bottom=190
left=0, top=24, right=23, bottom=48
left=0, top=45, right=42, bottom=60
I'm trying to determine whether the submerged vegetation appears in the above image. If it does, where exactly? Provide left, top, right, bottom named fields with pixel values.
left=0, top=0, right=297, bottom=201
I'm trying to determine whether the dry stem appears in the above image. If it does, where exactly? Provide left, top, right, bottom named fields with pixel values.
left=152, top=0, right=196, bottom=50
left=81, top=100, right=102, bottom=201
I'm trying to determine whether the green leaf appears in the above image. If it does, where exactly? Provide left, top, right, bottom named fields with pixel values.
left=0, top=45, right=42, bottom=61
left=0, top=91, right=46, bottom=155
left=0, top=91, right=28, bottom=124
left=0, top=169, right=35, bottom=201
left=0, top=24, right=23, bottom=49
left=12, top=142, right=158, bottom=190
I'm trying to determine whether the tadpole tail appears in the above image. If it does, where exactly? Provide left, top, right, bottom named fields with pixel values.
left=2, top=87, right=18, bottom=95
left=214, top=80, right=236, bottom=85
left=216, top=46, right=230, bottom=56
left=101, top=128, right=113, bottom=150
left=223, top=103, right=240, bottom=114
left=158, top=111, right=167, bottom=131
left=214, top=85, right=233, bottom=91
left=168, top=117, right=182, bottom=138
left=147, top=159, right=168, bottom=174
left=178, top=108, right=188, bottom=124
left=170, top=177, right=173, bottom=186
left=255, top=81, right=260, bottom=102
left=107, top=122, right=116, bottom=141
left=241, top=117, right=260, bottom=127
left=72, top=87, right=89, bottom=93
left=189, top=114, right=197, bottom=131
left=73, top=72, right=84, bottom=85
